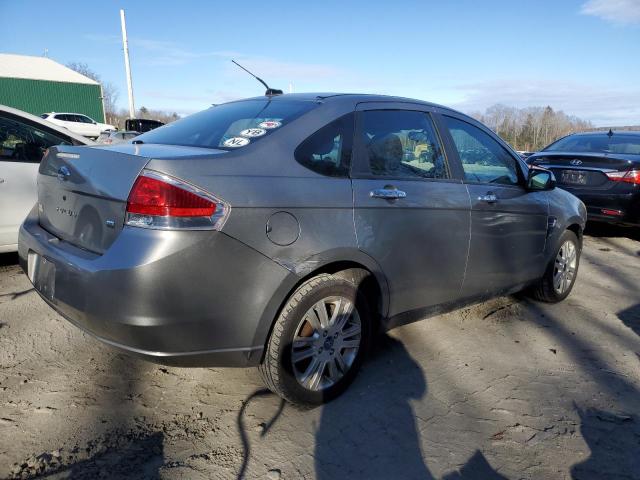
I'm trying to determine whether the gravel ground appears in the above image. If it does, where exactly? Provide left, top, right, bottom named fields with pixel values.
left=0, top=226, right=639, bottom=479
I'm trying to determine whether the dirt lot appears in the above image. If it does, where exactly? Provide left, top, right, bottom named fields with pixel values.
left=1, top=226, right=639, bottom=479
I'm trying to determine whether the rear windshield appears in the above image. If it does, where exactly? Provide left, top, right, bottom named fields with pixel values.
left=134, top=99, right=317, bottom=150
left=545, top=133, right=640, bottom=155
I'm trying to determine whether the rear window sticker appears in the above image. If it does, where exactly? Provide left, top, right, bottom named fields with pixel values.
left=258, top=120, right=282, bottom=129
left=240, top=128, right=267, bottom=138
left=223, top=137, right=250, bottom=148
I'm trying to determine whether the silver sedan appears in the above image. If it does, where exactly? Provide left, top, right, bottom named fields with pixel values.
left=18, top=93, right=586, bottom=404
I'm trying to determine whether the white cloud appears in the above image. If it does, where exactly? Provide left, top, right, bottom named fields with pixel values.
left=84, top=34, right=341, bottom=77
left=450, top=79, right=640, bottom=126
left=580, top=0, right=640, bottom=25
left=83, top=35, right=218, bottom=66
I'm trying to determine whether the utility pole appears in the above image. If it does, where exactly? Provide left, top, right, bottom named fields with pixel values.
left=120, top=9, right=135, bottom=118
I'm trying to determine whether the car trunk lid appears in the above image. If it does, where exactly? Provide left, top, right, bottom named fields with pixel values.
left=37, top=144, right=226, bottom=254
left=529, top=152, right=637, bottom=189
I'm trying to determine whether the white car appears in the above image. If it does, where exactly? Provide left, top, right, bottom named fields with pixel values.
left=0, top=105, right=93, bottom=253
left=40, top=112, right=115, bottom=139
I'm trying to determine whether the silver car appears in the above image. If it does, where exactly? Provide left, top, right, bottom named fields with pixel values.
left=19, top=94, right=586, bottom=405
left=96, top=130, right=140, bottom=145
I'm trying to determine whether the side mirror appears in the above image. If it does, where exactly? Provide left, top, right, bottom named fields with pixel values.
left=527, top=167, right=556, bottom=191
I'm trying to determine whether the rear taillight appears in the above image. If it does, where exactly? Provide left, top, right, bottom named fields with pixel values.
left=125, top=170, right=229, bottom=230
left=605, top=169, right=640, bottom=185
left=601, top=208, right=624, bottom=217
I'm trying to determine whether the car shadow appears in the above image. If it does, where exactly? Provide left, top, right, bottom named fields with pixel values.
left=584, top=222, right=640, bottom=242
left=312, top=333, right=505, bottom=479
left=313, top=334, right=509, bottom=479
left=442, top=450, right=509, bottom=480
left=520, top=299, right=640, bottom=478
left=618, top=303, right=640, bottom=338
left=570, top=406, right=639, bottom=479
left=0, top=252, right=19, bottom=267
left=314, top=334, right=433, bottom=479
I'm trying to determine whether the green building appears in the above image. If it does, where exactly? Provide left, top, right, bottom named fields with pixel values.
left=0, top=53, right=105, bottom=122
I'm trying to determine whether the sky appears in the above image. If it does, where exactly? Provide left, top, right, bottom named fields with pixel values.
left=2, top=0, right=639, bottom=126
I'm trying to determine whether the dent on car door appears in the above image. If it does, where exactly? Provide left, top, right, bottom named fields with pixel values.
left=439, top=114, right=548, bottom=297
left=351, top=106, right=471, bottom=326
left=0, top=113, right=72, bottom=247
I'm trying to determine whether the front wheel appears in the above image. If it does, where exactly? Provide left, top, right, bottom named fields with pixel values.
left=530, top=230, right=581, bottom=303
left=259, top=274, right=371, bottom=405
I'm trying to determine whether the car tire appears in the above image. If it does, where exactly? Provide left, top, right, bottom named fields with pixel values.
left=530, top=230, right=581, bottom=303
left=259, top=273, right=371, bottom=406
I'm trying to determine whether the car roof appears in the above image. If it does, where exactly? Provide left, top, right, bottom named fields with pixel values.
left=569, top=130, right=640, bottom=136
left=229, top=92, right=463, bottom=115
left=47, top=112, right=91, bottom=116
left=0, top=104, right=94, bottom=145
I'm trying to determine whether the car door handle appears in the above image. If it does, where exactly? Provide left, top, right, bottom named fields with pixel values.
left=478, top=192, right=498, bottom=203
left=370, top=188, right=407, bottom=200
left=0, top=178, right=5, bottom=184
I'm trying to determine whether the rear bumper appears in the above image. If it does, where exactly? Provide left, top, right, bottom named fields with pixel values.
left=18, top=209, right=293, bottom=367
left=561, top=189, right=639, bottom=226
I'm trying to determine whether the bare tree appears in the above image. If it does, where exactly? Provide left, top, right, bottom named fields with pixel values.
left=470, top=104, right=593, bottom=151
left=66, top=62, right=181, bottom=129
left=101, top=82, right=120, bottom=125
left=66, top=62, right=99, bottom=82
left=66, top=62, right=119, bottom=124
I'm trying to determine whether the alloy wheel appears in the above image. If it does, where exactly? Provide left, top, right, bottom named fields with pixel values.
left=291, top=296, right=362, bottom=391
left=553, top=240, right=577, bottom=294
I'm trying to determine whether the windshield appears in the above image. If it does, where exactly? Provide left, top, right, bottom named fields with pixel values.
left=135, top=99, right=318, bottom=149
left=544, top=133, right=640, bottom=155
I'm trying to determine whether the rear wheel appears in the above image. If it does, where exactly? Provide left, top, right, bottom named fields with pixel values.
left=259, top=274, right=371, bottom=405
left=530, top=230, right=581, bottom=303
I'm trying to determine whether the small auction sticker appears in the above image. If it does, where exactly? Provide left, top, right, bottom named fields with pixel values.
left=223, top=137, right=250, bottom=148
left=240, top=128, right=267, bottom=138
left=258, top=120, right=282, bottom=129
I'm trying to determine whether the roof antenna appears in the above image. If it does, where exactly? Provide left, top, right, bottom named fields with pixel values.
left=231, top=60, right=283, bottom=96
left=607, top=128, right=614, bottom=138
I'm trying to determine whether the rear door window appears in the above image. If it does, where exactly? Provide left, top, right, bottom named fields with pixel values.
left=77, top=115, right=94, bottom=124
left=134, top=100, right=317, bottom=150
left=360, top=110, right=448, bottom=179
left=545, top=133, right=640, bottom=155
left=443, top=116, right=520, bottom=185
left=295, top=113, right=354, bottom=177
left=0, top=114, right=72, bottom=163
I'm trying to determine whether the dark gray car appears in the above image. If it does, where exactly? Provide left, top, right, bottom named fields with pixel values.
left=18, top=94, right=586, bottom=405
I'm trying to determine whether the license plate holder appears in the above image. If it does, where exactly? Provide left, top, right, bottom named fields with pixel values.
left=28, top=251, right=56, bottom=301
left=560, top=170, right=588, bottom=185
